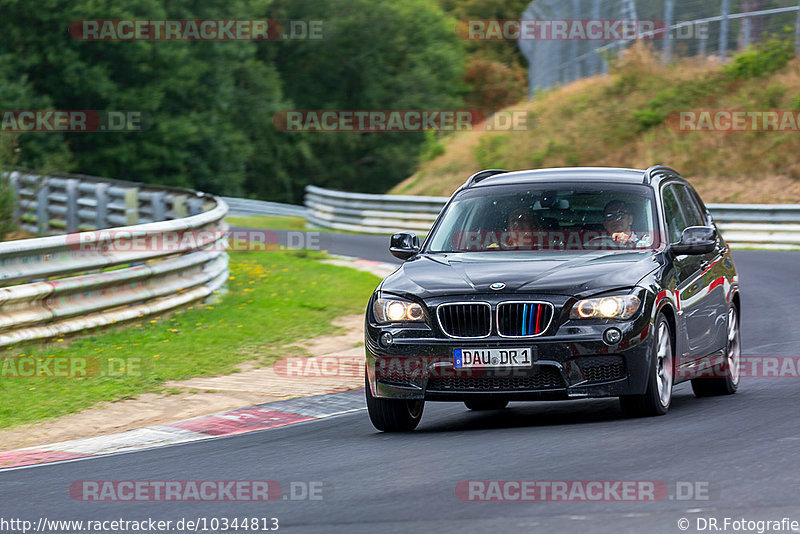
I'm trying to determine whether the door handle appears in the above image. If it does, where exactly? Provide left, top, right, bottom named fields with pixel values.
left=700, top=261, right=710, bottom=271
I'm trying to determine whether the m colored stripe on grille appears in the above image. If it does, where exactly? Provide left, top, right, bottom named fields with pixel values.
left=499, top=302, right=552, bottom=337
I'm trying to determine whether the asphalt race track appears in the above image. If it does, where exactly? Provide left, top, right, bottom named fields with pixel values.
left=233, top=227, right=402, bottom=265
left=1, top=243, right=799, bottom=534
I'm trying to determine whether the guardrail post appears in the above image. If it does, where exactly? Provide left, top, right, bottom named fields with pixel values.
left=173, top=195, right=188, bottom=219
left=151, top=191, right=166, bottom=221
left=662, top=0, right=674, bottom=65
left=65, top=178, right=79, bottom=233
left=124, top=187, right=139, bottom=226
left=719, top=0, right=730, bottom=58
left=187, top=197, right=204, bottom=216
left=8, top=171, right=20, bottom=225
left=95, top=182, right=109, bottom=229
left=36, top=179, right=49, bottom=236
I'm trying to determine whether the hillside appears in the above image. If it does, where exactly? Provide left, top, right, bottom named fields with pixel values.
left=391, top=43, right=800, bottom=203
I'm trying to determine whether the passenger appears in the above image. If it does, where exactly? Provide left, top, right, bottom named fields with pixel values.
left=505, top=208, right=539, bottom=249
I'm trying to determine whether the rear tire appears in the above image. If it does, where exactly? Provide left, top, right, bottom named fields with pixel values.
left=692, top=306, right=740, bottom=397
left=365, top=373, right=424, bottom=432
left=620, top=313, right=673, bottom=417
left=464, top=398, right=509, bottom=411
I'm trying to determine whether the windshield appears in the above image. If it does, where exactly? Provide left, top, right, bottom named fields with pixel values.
left=426, top=182, right=660, bottom=253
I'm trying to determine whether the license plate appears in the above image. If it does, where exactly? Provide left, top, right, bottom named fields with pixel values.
left=454, top=348, right=534, bottom=369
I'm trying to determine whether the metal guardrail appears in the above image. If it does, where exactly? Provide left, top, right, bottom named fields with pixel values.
left=304, top=185, right=800, bottom=248
left=7, top=171, right=213, bottom=236
left=1, top=171, right=229, bottom=347
left=222, top=196, right=307, bottom=219
left=304, top=185, right=446, bottom=234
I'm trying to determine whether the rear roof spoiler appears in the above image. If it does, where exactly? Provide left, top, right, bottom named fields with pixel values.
left=464, top=169, right=509, bottom=188
left=643, top=165, right=681, bottom=184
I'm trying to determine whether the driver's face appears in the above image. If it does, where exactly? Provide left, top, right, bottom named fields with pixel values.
left=603, top=208, right=633, bottom=234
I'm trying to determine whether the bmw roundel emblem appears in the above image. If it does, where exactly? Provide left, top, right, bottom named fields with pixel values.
left=490, top=282, right=506, bottom=291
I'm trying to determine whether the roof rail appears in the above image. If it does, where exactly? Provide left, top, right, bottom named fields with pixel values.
left=464, top=169, right=509, bottom=188
left=643, top=165, right=680, bottom=184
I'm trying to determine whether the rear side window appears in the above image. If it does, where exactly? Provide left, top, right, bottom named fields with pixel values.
left=662, top=185, right=687, bottom=244
left=673, top=185, right=706, bottom=227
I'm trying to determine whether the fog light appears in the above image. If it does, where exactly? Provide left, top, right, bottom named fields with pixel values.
left=603, top=327, right=622, bottom=345
left=380, top=332, right=393, bottom=347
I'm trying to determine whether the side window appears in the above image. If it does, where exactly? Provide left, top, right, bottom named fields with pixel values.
left=662, top=185, right=687, bottom=244
left=673, top=186, right=705, bottom=227
left=687, top=187, right=710, bottom=225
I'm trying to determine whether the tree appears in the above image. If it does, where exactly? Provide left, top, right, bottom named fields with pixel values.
left=0, top=0, right=469, bottom=201
left=264, top=0, right=468, bottom=201
left=0, top=0, right=287, bottom=196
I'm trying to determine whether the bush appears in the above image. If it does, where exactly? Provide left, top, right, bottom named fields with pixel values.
left=463, top=57, right=527, bottom=115
left=633, top=79, right=721, bottom=132
left=419, top=130, right=446, bottom=163
left=473, top=135, right=510, bottom=168
left=724, top=39, right=795, bottom=80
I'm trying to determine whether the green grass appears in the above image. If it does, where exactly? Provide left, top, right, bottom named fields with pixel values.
left=225, top=214, right=369, bottom=236
left=0, top=249, right=380, bottom=429
left=225, top=215, right=307, bottom=230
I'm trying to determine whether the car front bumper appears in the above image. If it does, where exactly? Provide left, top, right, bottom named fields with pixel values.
left=365, top=313, right=655, bottom=402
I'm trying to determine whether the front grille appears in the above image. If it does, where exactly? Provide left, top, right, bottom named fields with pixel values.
left=577, top=355, right=627, bottom=383
left=497, top=302, right=554, bottom=337
left=426, top=367, right=565, bottom=392
left=437, top=303, right=491, bottom=338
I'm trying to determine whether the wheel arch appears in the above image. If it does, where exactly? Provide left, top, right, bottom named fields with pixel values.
left=656, top=301, right=677, bottom=352
left=731, top=290, right=741, bottom=315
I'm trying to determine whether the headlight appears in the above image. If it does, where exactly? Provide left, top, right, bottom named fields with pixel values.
left=373, top=297, right=425, bottom=324
left=570, top=295, right=641, bottom=320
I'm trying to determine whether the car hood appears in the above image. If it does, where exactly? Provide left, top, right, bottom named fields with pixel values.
left=380, top=251, right=660, bottom=299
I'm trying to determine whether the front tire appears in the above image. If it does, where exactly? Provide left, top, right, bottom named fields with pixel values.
left=620, top=314, right=673, bottom=417
left=691, top=306, right=740, bottom=397
left=464, top=398, right=509, bottom=411
left=365, top=373, right=424, bottom=432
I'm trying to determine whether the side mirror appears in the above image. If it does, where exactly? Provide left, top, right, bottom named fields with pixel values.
left=672, top=226, right=717, bottom=256
left=390, top=232, right=420, bottom=260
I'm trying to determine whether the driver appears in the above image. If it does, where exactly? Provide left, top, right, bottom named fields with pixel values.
left=602, top=200, right=640, bottom=247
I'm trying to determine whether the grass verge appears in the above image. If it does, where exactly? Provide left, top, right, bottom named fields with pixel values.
left=225, top=215, right=307, bottom=231
left=0, top=249, right=380, bottom=429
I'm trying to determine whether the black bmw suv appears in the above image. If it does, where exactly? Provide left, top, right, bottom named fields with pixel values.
left=365, top=167, right=741, bottom=431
